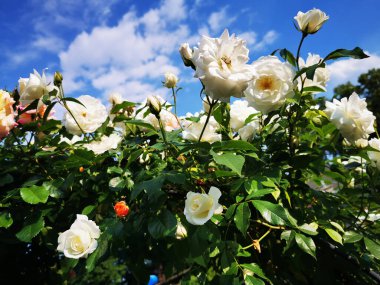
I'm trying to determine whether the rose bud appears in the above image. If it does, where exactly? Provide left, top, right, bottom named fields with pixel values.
left=114, top=201, right=130, bottom=217
left=294, top=8, right=329, bottom=35
left=163, top=72, right=178, bottom=89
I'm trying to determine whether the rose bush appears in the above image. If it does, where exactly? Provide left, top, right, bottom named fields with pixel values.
left=0, top=8, right=380, bottom=285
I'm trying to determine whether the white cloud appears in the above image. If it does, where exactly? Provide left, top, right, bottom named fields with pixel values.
left=208, top=7, right=237, bottom=33
left=251, top=30, right=278, bottom=51
left=59, top=0, right=189, bottom=102
left=328, top=52, right=380, bottom=86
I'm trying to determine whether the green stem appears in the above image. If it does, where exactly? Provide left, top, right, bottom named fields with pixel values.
left=198, top=96, right=217, bottom=143
left=158, top=116, right=168, bottom=145
left=296, top=33, right=307, bottom=71
left=172, top=87, right=183, bottom=130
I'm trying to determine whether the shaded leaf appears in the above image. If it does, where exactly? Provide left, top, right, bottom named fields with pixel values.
left=234, top=203, right=251, bottom=236
left=295, top=233, right=316, bottom=259
left=16, top=214, right=44, bottom=242
left=364, top=238, right=380, bottom=259
left=343, top=231, right=363, bottom=243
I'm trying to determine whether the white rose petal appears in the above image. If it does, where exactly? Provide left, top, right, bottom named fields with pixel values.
left=192, top=29, right=254, bottom=101
left=62, top=95, right=108, bottom=135
left=184, top=186, right=222, bottom=225
left=244, top=56, right=296, bottom=114
left=325, top=92, right=375, bottom=143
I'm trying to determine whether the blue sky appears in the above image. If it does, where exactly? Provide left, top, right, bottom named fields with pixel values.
left=0, top=0, right=379, bottom=115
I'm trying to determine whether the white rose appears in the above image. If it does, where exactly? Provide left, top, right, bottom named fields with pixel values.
left=57, top=214, right=100, bottom=259
left=136, top=108, right=179, bottom=132
left=163, top=72, right=178, bottom=88
left=238, top=122, right=259, bottom=141
left=324, top=92, right=375, bottom=142
left=62, top=95, right=108, bottom=135
left=18, top=69, right=58, bottom=106
left=230, top=99, right=260, bottom=131
left=108, top=92, right=123, bottom=105
left=83, top=133, right=122, bottom=155
left=0, top=90, right=16, bottom=139
left=184, top=186, right=222, bottom=225
left=368, top=138, right=380, bottom=170
left=192, top=29, right=254, bottom=102
left=298, top=53, right=330, bottom=92
left=181, top=115, right=221, bottom=143
left=294, top=8, right=329, bottom=34
left=244, top=56, right=296, bottom=114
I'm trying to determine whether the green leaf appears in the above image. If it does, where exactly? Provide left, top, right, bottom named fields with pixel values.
left=252, top=200, right=297, bottom=226
left=241, top=263, right=272, bottom=283
left=212, top=140, right=257, bottom=151
left=302, top=86, right=326, bottom=93
left=82, top=205, right=96, bottom=216
left=86, top=234, right=109, bottom=271
left=0, top=174, right=13, bottom=187
left=245, top=276, right=265, bottom=285
left=110, top=101, right=136, bottom=114
left=16, top=214, right=44, bottom=242
left=343, top=231, right=363, bottom=243
left=294, top=63, right=324, bottom=81
left=125, top=119, right=158, bottom=132
left=234, top=203, right=251, bottom=236
left=20, top=185, right=49, bottom=204
left=61, top=97, right=86, bottom=108
left=148, top=209, right=177, bottom=239
left=323, top=47, right=369, bottom=62
left=330, top=221, right=344, bottom=233
left=298, top=223, right=318, bottom=236
left=109, top=177, right=126, bottom=191
left=281, top=230, right=295, bottom=253
left=211, top=150, right=245, bottom=176
left=130, top=176, right=165, bottom=201
left=364, top=238, right=380, bottom=259
left=295, top=233, right=316, bottom=259
left=0, top=211, right=13, bottom=228
left=279, top=48, right=296, bottom=67
left=325, top=228, right=343, bottom=244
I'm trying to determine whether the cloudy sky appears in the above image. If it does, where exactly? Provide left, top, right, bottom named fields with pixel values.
left=0, top=0, right=379, bottom=115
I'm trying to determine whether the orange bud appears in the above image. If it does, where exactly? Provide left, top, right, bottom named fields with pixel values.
left=79, top=166, right=84, bottom=173
left=114, top=201, right=130, bottom=218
